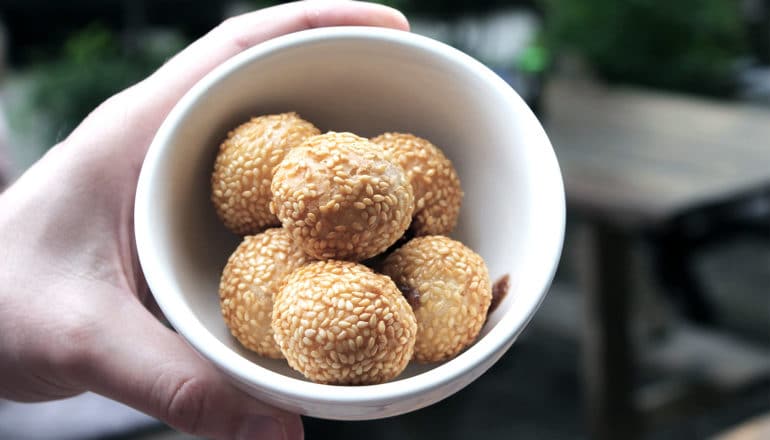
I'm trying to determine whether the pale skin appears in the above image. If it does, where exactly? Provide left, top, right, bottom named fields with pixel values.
left=0, top=2, right=409, bottom=439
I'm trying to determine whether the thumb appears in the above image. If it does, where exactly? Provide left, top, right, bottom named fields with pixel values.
left=76, top=296, right=302, bottom=440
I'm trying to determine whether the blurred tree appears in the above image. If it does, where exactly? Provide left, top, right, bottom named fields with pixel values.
left=1, top=0, right=224, bottom=66
left=13, top=0, right=570, bottom=146
left=27, top=23, right=185, bottom=143
left=543, top=0, right=749, bottom=97
left=742, top=0, right=770, bottom=64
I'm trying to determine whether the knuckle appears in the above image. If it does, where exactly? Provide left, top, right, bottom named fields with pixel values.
left=163, top=376, right=207, bottom=435
left=213, top=17, right=252, bottom=53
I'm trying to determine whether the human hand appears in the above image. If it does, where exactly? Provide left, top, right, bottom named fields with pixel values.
left=0, top=2, right=408, bottom=439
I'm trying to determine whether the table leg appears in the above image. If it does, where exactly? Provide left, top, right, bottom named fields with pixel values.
left=578, top=221, right=639, bottom=439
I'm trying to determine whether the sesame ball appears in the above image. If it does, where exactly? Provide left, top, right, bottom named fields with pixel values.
left=272, top=260, right=417, bottom=384
left=219, top=228, right=311, bottom=358
left=371, top=133, right=463, bottom=236
left=271, top=132, right=415, bottom=261
left=381, top=236, right=491, bottom=363
left=212, top=112, right=320, bottom=235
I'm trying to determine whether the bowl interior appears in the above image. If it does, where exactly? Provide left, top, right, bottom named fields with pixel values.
left=137, top=27, right=564, bottom=408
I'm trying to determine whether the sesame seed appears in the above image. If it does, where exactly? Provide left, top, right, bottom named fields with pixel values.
left=271, top=260, right=416, bottom=384
left=380, top=235, right=491, bottom=363
left=270, top=132, right=415, bottom=261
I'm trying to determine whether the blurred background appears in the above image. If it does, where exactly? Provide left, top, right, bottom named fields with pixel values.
left=0, top=1, right=768, bottom=439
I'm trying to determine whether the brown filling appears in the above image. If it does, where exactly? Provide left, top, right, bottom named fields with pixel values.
left=489, top=274, right=510, bottom=315
left=397, top=283, right=421, bottom=310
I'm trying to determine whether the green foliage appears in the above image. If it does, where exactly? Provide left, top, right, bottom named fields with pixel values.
left=28, top=23, right=185, bottom=143
left=544, top=0, right=748, bottom=96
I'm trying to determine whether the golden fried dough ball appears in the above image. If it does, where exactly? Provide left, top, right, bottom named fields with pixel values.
left=371, top=132, right=462, bottom=236
left=219, top=228, right=311, bottom=358
left=381, top=236, right=491, bottom=363
left=212, top=112, right=320, bottom=235
left=272, top=260, right=417, bottom=384
left=271, top=132, right=414, bottom=261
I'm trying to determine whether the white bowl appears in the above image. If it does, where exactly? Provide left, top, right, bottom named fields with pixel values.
left=134, top=26, right=564, bottom=420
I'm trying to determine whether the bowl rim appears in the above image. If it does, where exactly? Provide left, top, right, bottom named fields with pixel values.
left=135, top=26, right=565, bottom=410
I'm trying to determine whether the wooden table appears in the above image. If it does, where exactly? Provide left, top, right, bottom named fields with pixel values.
left=542, top=78, right=770, bottom=439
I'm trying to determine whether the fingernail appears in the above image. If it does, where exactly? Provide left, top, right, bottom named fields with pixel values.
left=238, top=416, right=286, bottom=440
